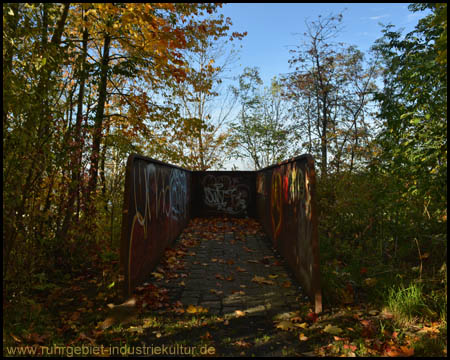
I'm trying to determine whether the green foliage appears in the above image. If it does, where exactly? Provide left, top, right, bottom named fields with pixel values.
left=372, top=4, right=447, bottom=220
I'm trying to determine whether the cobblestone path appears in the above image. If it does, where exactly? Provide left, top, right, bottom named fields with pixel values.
left=141, top=217, right=314, bottom=356
left=176, top=219, right=305, bottom=316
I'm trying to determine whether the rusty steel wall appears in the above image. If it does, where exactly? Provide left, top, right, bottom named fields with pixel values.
left=120, top=154, right=321, bottom=311
left=192, top=171, right=256, bottom=218
left=256, top=155, right=322, bottom=313
left=120, top=154, right=192, bottom=296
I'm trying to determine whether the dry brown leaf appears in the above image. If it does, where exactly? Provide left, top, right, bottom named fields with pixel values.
left=252, top=275, right=275, bottom=285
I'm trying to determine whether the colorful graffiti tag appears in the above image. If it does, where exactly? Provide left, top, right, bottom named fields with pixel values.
left=256, top=155, right=321, bottom=313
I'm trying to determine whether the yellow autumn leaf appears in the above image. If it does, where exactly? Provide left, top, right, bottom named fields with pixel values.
left=299, top=333, right=309, bottom=341
left=269, top=274, right=279, bottom=279
left=187, top=305, right=208, bottom=314
left=295, top=322, right=309, bottom=329
left=151, top=272, right=164, bottom=280
left=323, top=324, right=343, bottom=335
left=275, top=320, right=296, bottom=331
left=234, top=310, right=246, bottom=317
left=364, top=277, right=377, bottom=287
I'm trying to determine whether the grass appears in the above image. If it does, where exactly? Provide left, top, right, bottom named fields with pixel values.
left=387, top=282, right=428, bottom=326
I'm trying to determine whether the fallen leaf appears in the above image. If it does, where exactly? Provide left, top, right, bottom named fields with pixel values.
left=299, top=333, right=309, bottom=341
left=236, top=266, right=247, bottom=272
left=70, top=312, right=81, bottom=321
left=418, top=326, right=440, bottom=334
left=323, top=324, right=343, bottom=335
left=252, top=275, right=275, bottom=285
left=364, top=277, right=377, bottom=287
left=344, top=344, right=357, bottom=351
left=295, top=322, right=309, bottom=329
left=235, top=310, right=246, bottom=317
left=216, top=274, right=225, bottom=280
left=201, top=331, right=212, bottom=340
left=268, top=274, right=279, bottom=279
left=186, top=305, right=208, bottom=314
left=227, top=259, right=235, bottom=265
left=233, top=340, right=251, bottom=348
left=306, top=312, right=318, bottom=322
left=281, top=281, right=291, bottom=288
left=10, top=333, right=22, bottom=343
left=385, top=345, right=414, bottom=357
left=276, top=320, right=296, bottom=331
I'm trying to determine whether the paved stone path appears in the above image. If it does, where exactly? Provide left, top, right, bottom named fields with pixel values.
left=140, top=218, right=316, bottom=356
left=157, top=218, right=308, bottom=317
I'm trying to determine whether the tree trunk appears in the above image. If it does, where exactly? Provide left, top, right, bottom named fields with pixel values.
left=87, top=32, right=111, bottom=207
left=57, top=24, right=89, bottom=241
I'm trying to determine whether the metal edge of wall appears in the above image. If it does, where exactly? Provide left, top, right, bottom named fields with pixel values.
left=120, top=154, right=137, bottom=297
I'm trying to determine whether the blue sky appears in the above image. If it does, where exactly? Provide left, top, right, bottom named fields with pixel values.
left=210, top=3, right=431, bottom=169
left=217, top=3, right=430, bottom=85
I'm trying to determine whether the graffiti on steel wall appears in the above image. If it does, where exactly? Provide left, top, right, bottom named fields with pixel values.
left=293, top=163, right=313, bottom=283
left=126, top=159, right=189, bottom=294
left=270, top=163, right=311, bottom=242
left=169, top=169, right=188, bottom=220
left=202, top=174, right=250, bottom=215
left=260, top=156, right=321, bottom=313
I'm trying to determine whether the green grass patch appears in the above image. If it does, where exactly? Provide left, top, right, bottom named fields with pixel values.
left=386, top=282, right=431, bottom=326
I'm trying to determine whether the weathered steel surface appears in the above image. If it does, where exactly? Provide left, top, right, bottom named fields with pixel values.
left=120, top=154, right=320, bottom=312
left=193, top=171, right=256, bottom=218
left=120, top=154, right=192, bottom=296
left=256, top=155, right=322, bottom=313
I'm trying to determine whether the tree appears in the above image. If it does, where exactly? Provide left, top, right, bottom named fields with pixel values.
left=284, top=13, right=345, bottom=175
left=372, top=3, right=447, bottom=223
left=283, top=13, right=378, bottom=175
left=228, top=67, right=295, bottom=170
left=152, top=32, right=244, bottom=170
left=2, top=3, right=245, bottom=294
